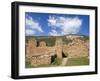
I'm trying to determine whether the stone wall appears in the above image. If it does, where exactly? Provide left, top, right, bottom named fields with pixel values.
left=26, top=37, right=89, bottom=67
left=55, top=38, right=63, bottom=59
left=26, top=39, right=37, bottom=58
left=39, top=41, right=46, bottom=47
left=63, top=39, right=89, bottom=58
left=31, top=55, right=51, bottom=66
left=26, top=38, right=56, bottom=66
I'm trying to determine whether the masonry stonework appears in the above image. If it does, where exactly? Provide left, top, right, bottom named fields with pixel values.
left=26, top=36, right=89, bottom=67
left=63, top=39, right=89, bottom=58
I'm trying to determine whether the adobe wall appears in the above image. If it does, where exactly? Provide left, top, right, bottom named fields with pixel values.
left=55, top=38, right=63, bottom=59
left=63, top=39, right=89, bottom=58
left=26, top=37, right=89, bottom=66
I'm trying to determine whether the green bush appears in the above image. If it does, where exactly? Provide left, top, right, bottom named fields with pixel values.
left=51, top=58, right=62, bottom=65
left=63, top=38, right=72, bottom=45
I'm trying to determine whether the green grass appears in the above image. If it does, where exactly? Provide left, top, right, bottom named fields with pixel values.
left=51, top=58, right=62, bottom=65
left=66, top=57, right=89, bottom=66
left=26, top=57, right=89, bottom=68
left=25, top=61, right=33, bottom=68
left=63, top=38, right=72, bottom=45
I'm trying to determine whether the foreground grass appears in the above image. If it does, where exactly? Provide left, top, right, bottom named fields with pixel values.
left=25, top=58, right=62, bottom=68
left=66, top=57, right=89, bottom=66
left=26, top=57, right=89, bottom=68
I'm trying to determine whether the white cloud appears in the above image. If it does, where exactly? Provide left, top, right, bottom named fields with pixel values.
left=49, top=30, right=60, bottom=36
left=48, top=16, right=57, bottom=27
left=25, top=15, right=43, bottom=36
left=25, top=29, right=35, bottom=36
left=48, top=16, right=82, bottom=36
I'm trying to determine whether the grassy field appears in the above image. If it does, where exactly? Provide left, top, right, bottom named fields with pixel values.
left=26, top=57, right=89, bottom=68
left=66, top=57, right=89, bottom=66
left=25, top=58, right=62, bottom=68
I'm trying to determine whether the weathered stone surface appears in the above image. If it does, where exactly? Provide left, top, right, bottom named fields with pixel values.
left=26, top=38, right=56, bottom=66
left=26, top=37, right=89, bottom=67
left=63, top=39, right=89, bottom=58
left=39, top=41, right=46, bottom=47
left=55, top=46, right=62, bottom=59
left=31, top=55, right=51, bottom=66
left=55, top=38, right=63, bottom=59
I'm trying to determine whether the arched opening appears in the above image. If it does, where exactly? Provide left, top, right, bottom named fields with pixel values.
left=51, top=54, right=57, bottom=63
left=37, top=41, right=39, bottom=47
left=62, top=51, right=68, bottom=57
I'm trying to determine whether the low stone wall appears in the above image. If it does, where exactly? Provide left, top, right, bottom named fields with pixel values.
left=31, top=55, right=51, bottom=66
left=63, top=39, right=89, bottom=58
left=26, top=46, right=56, bottom=66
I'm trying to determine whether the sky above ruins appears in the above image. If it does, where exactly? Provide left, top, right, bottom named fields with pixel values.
left=25, top=12, right=89, bottom=36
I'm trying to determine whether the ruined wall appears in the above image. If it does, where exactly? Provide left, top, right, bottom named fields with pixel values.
left=55, top=38, right=63, bottom=59
left=26, top=38, right=56, bottom=66
left=26, top=38, right=37, bottom=58
left=39, top=41, right=46, bottom=47
left=31, top=55, right=51, bottom=66
left=26, top=37, right=89, bottom=67
left=29, top=47, right=56, bottom=66
left=63, top=39, right=89, bottom=58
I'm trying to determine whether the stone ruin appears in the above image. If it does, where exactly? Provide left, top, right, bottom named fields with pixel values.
left=26, top=37, right=89, bottom=67
left=39, top=41, right=46, bottom=47
left=26, top=39, right=56, bottom=66
left=62, top=39, right=89, bottom=58
left=55, top=38, right=63, bottom=59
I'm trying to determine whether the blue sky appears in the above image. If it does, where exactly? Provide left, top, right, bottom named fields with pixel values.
left=25, top=12, right=89, bottom=36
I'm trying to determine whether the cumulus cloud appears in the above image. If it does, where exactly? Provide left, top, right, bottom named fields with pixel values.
left=48, top=16, right=82, bottom=36
left=25, top=29, right=35, bottom=36
left=25, top=15, right=43, bottom=36
left=48, top=16, right=57, bottom=27
left=49, top=30, right=61, bottom=36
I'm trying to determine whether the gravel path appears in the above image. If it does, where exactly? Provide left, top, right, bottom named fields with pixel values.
left=60, top=58, right=68, bottom=66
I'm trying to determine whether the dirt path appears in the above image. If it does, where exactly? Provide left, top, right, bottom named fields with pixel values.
left=60, top=58, right=68, bottom=66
